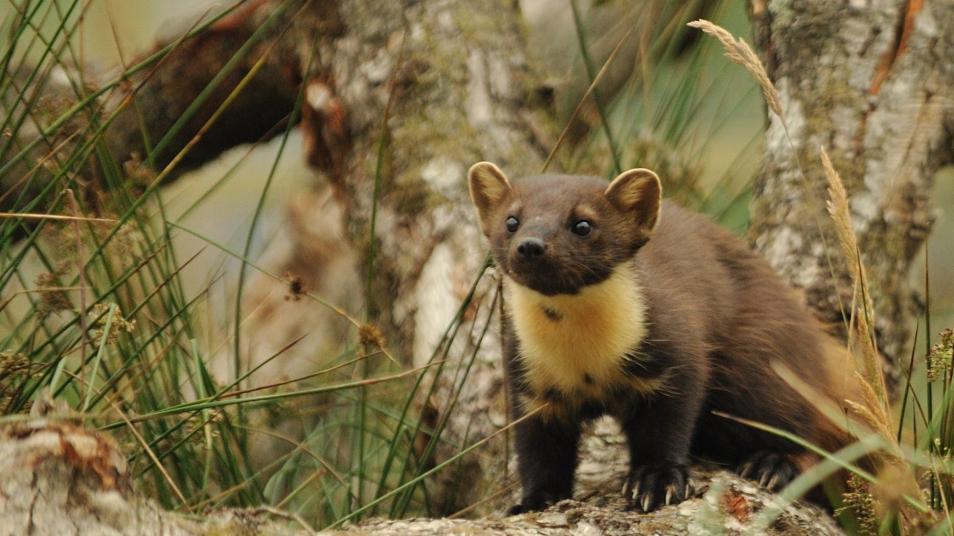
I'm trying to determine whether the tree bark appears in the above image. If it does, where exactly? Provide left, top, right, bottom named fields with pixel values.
left=0, top=1, right=315, bottom=215
left=0, top=419, right=845, bottom=535
left=747, top=0, right=954, bottom=384
left=257, top=0, right=550, bottom=513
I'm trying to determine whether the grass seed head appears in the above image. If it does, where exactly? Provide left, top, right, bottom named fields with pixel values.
left=687, top=19, right=782, bottom=117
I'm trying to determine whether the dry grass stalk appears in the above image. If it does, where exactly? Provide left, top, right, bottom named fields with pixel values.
left=820, top=147, right=889, bottom=410
left=845, top=385, right=891, bottom=443
left=691, top=16, right=926, bottom=523
left=687, top=19, right=782, bottom=118
left=855, top=305, right=888, bottom=405
left=819, top=149, right=924, bottom=528
left=820, top=149, right=866, bottom=302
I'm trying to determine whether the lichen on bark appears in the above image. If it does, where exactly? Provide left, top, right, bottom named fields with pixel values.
left=748, top=0, right=954, bottom=384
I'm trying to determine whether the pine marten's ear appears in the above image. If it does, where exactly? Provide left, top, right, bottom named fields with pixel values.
left=468, top=162, right=513, bottom=235
left=605, top=168, right=662, bottom=232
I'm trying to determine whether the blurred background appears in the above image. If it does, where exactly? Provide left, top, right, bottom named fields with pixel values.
left=48, top=0, right=948, bottom=339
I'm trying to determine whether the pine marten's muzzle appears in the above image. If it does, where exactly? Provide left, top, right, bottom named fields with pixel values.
left=507, top=237, right=575, bottom=295
left=515, top=237, right=547, bottom=260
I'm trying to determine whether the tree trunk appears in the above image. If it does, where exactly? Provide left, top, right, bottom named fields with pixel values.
left=747, top=0, right=954, bottom=385
left=256, top=0, right=550, bottom=513
left=0, top=1, right=314, bottom=216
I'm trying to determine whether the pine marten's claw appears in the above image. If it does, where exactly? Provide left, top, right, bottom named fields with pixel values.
left=737, top=461, right=754, bottom=479
left=737, top=451, right=797, bottom=492
left=625, top=463, right=690, bottom=512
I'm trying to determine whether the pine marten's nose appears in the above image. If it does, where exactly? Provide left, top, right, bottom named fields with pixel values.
left=516, top=238, right=546, bottom=260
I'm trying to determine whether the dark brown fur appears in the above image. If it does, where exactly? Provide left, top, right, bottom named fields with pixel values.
left=468, top=164, right=852, bottom=514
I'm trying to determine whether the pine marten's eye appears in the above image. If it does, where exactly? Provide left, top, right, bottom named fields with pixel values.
left=572, top=220, right=592, bottom=236
left=506, top=216, right=520, bottom=233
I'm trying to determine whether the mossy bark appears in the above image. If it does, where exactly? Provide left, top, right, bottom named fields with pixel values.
left=286, top=0, right=549, bottom=513
left=748, top=0, right=954, bottom=386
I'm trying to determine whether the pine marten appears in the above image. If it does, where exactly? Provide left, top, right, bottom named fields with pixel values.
left=467, top=162, right=853, bottom=513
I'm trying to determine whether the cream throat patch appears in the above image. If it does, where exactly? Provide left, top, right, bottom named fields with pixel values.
left=505, top=264, right=652, bottom=402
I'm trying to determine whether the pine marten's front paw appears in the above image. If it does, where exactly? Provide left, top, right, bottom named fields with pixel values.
left=737, top=451, right=798, bottom=491
left=507, top=489, right=570, bottom=515
left=506, top=503, right=532, bottom=516
left=624, top=463, right=693, bottom=512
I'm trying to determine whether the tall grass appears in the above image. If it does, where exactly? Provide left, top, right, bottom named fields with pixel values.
left=554, top=0, right=762, bottom=230
left=0, top=0, right=501, bottom=527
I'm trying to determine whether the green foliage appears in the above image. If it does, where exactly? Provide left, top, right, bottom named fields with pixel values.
left=551, top=0, right=760, bottom=231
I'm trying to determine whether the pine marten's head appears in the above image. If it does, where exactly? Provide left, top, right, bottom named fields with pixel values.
left=468, top=162, right=662, bottom=296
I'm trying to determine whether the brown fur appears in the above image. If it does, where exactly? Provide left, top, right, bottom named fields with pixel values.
left=468, top=163, right=855, bottom=513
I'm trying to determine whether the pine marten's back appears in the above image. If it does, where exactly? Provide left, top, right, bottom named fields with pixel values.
left=642, top=203, right=852, bottom=461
